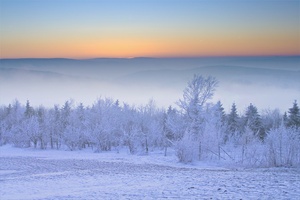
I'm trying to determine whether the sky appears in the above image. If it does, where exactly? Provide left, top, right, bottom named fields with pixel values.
left=0, top=0, right=299, bottom=58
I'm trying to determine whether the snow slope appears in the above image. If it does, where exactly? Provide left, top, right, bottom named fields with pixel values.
left=1, top=145, right=299, bottom=199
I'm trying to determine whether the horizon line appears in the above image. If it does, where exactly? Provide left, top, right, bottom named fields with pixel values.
left=1, top=55, right=300, bottom=60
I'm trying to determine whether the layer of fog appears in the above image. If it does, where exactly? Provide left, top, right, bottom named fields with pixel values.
left=0, top=56, right=299, bottom=112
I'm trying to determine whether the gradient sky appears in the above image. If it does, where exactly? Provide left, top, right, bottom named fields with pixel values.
left=0, top=0, right=299, bottom=58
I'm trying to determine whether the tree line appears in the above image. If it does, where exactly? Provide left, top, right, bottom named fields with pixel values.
left=0, top=75, right=299, bottom=167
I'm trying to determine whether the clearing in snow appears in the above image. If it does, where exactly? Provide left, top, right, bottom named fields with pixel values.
left=0, top=146, right=299, bottom=200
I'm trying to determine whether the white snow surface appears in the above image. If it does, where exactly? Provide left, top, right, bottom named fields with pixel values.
left=1, top=145, right=299, bottom=200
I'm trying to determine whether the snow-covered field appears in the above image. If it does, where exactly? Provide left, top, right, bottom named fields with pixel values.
left=1, top=145, right=299, bottom=200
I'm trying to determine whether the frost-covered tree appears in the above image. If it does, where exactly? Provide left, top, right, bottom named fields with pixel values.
left=22, top=116, right=39, bottom=148
left=163, top=106, right=185, bottom=156
left=176, top=75, right=218, bottom=162
left=87, top=98, right=122, bottom=152
left=178, top=75, right=218, bottom=120
left=0, top=104, right=13, bottom=145
left=24, top=100, right=35, bottom=118
left=149, top=109, right=165, bottom=150
left=1, top=90, right=298, bottom=168
left=137, top=106, right=151, bottom=154
left=64, top=103, right=88, bottom=151
left=202, top=102, right=227, bottom=160
left=75, top=103, right=89, bottom=148
left=61, top=101, right=72, bottom=129
left=0, top=107, right=5, bottom=145
left=108, top=100, right=123, bottom=150
left=36, top=106, right=48, bottom=149
left=165, top=106, right=185, bottom=141
left=266, top=123, right=300, bottom=167
left=60, top=100, right=76, bottom=149
left=287, top=100, right=300, bottom=128
left=243, top=103, right=265, bottom=140
left=137, top=100, right=164, bottom=154
left=226, top=103, right=239, bottom=136
left=8, top=100, right=25, bottom=147
left=48, top=105, right=63, bottom=149
left=239, top=124, right=257, bottom=164
left=120, top=104, right=141, bottom=154
left=22, top=100, right=40, bottom=147
left=283, top=112, right=288, bottom=127
left=261, top=109, right=282, bottom=132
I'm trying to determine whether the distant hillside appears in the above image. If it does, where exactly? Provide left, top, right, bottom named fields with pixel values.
left=116, top=65, right=300, bottom=90
left=0, top=56, right=299, bottom=110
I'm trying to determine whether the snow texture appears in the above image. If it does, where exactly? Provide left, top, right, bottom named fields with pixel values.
left=1, top=145, right=299, bottom=200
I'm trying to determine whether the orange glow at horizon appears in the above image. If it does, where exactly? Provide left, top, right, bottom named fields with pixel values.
left=1, top=1, right=299, bottom=59
left=1, top=32, right=299, bottom=59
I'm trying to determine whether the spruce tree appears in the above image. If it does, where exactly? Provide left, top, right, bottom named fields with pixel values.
left=214, top=101, right=226, bottom=123
left=244, top=103, right=265, bottom=140
left=227, top=103, right=239, bottom=133
left=24, top=100, right=35, bottom=118
left=283, top=112, right=288, bottom=127
left=287, top=100, right=300, bottom=128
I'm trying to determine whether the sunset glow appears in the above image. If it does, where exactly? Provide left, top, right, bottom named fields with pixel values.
left=0, top=0, right=299, bottom=58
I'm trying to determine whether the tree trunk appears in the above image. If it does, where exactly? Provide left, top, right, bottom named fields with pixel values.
left=50, top=133, right=53, bottom=149
left=218, top=145, right=221, bottom=161
left=198, top=141, right=202, bottom=160
left=145, top=137, right=149, bottom=154
left=164, top=146, right=167, bottom=157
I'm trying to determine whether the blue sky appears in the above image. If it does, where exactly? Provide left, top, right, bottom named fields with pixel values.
left=1, top=0, right=299, bottom=58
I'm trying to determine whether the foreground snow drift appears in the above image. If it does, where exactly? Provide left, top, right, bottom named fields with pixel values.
left=0, top=146, right=299, bottom=200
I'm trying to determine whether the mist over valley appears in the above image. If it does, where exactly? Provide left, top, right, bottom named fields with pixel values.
left=1, top=56, right=299, bottom=112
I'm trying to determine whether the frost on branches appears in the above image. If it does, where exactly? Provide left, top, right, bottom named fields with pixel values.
left=0, top=75, right=299, bottom=168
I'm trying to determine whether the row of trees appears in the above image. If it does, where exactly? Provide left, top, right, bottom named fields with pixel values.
left=0, top=75, right=299, bottom=167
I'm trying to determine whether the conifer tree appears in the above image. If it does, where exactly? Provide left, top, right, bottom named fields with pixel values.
left=214, top=101, right=226, bottom=123
left=244, top=103, right=265, bottom=140
left=287, top=100, right=300, bottom=128
left=24, top=100, right=35, bottom=118
left=283, top=112, right=288, bottom=127
left=227, top=103, right=239, bottom=134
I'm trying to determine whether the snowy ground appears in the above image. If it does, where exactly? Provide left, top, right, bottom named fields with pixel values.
left=1, top=146, right=299, bottom=200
